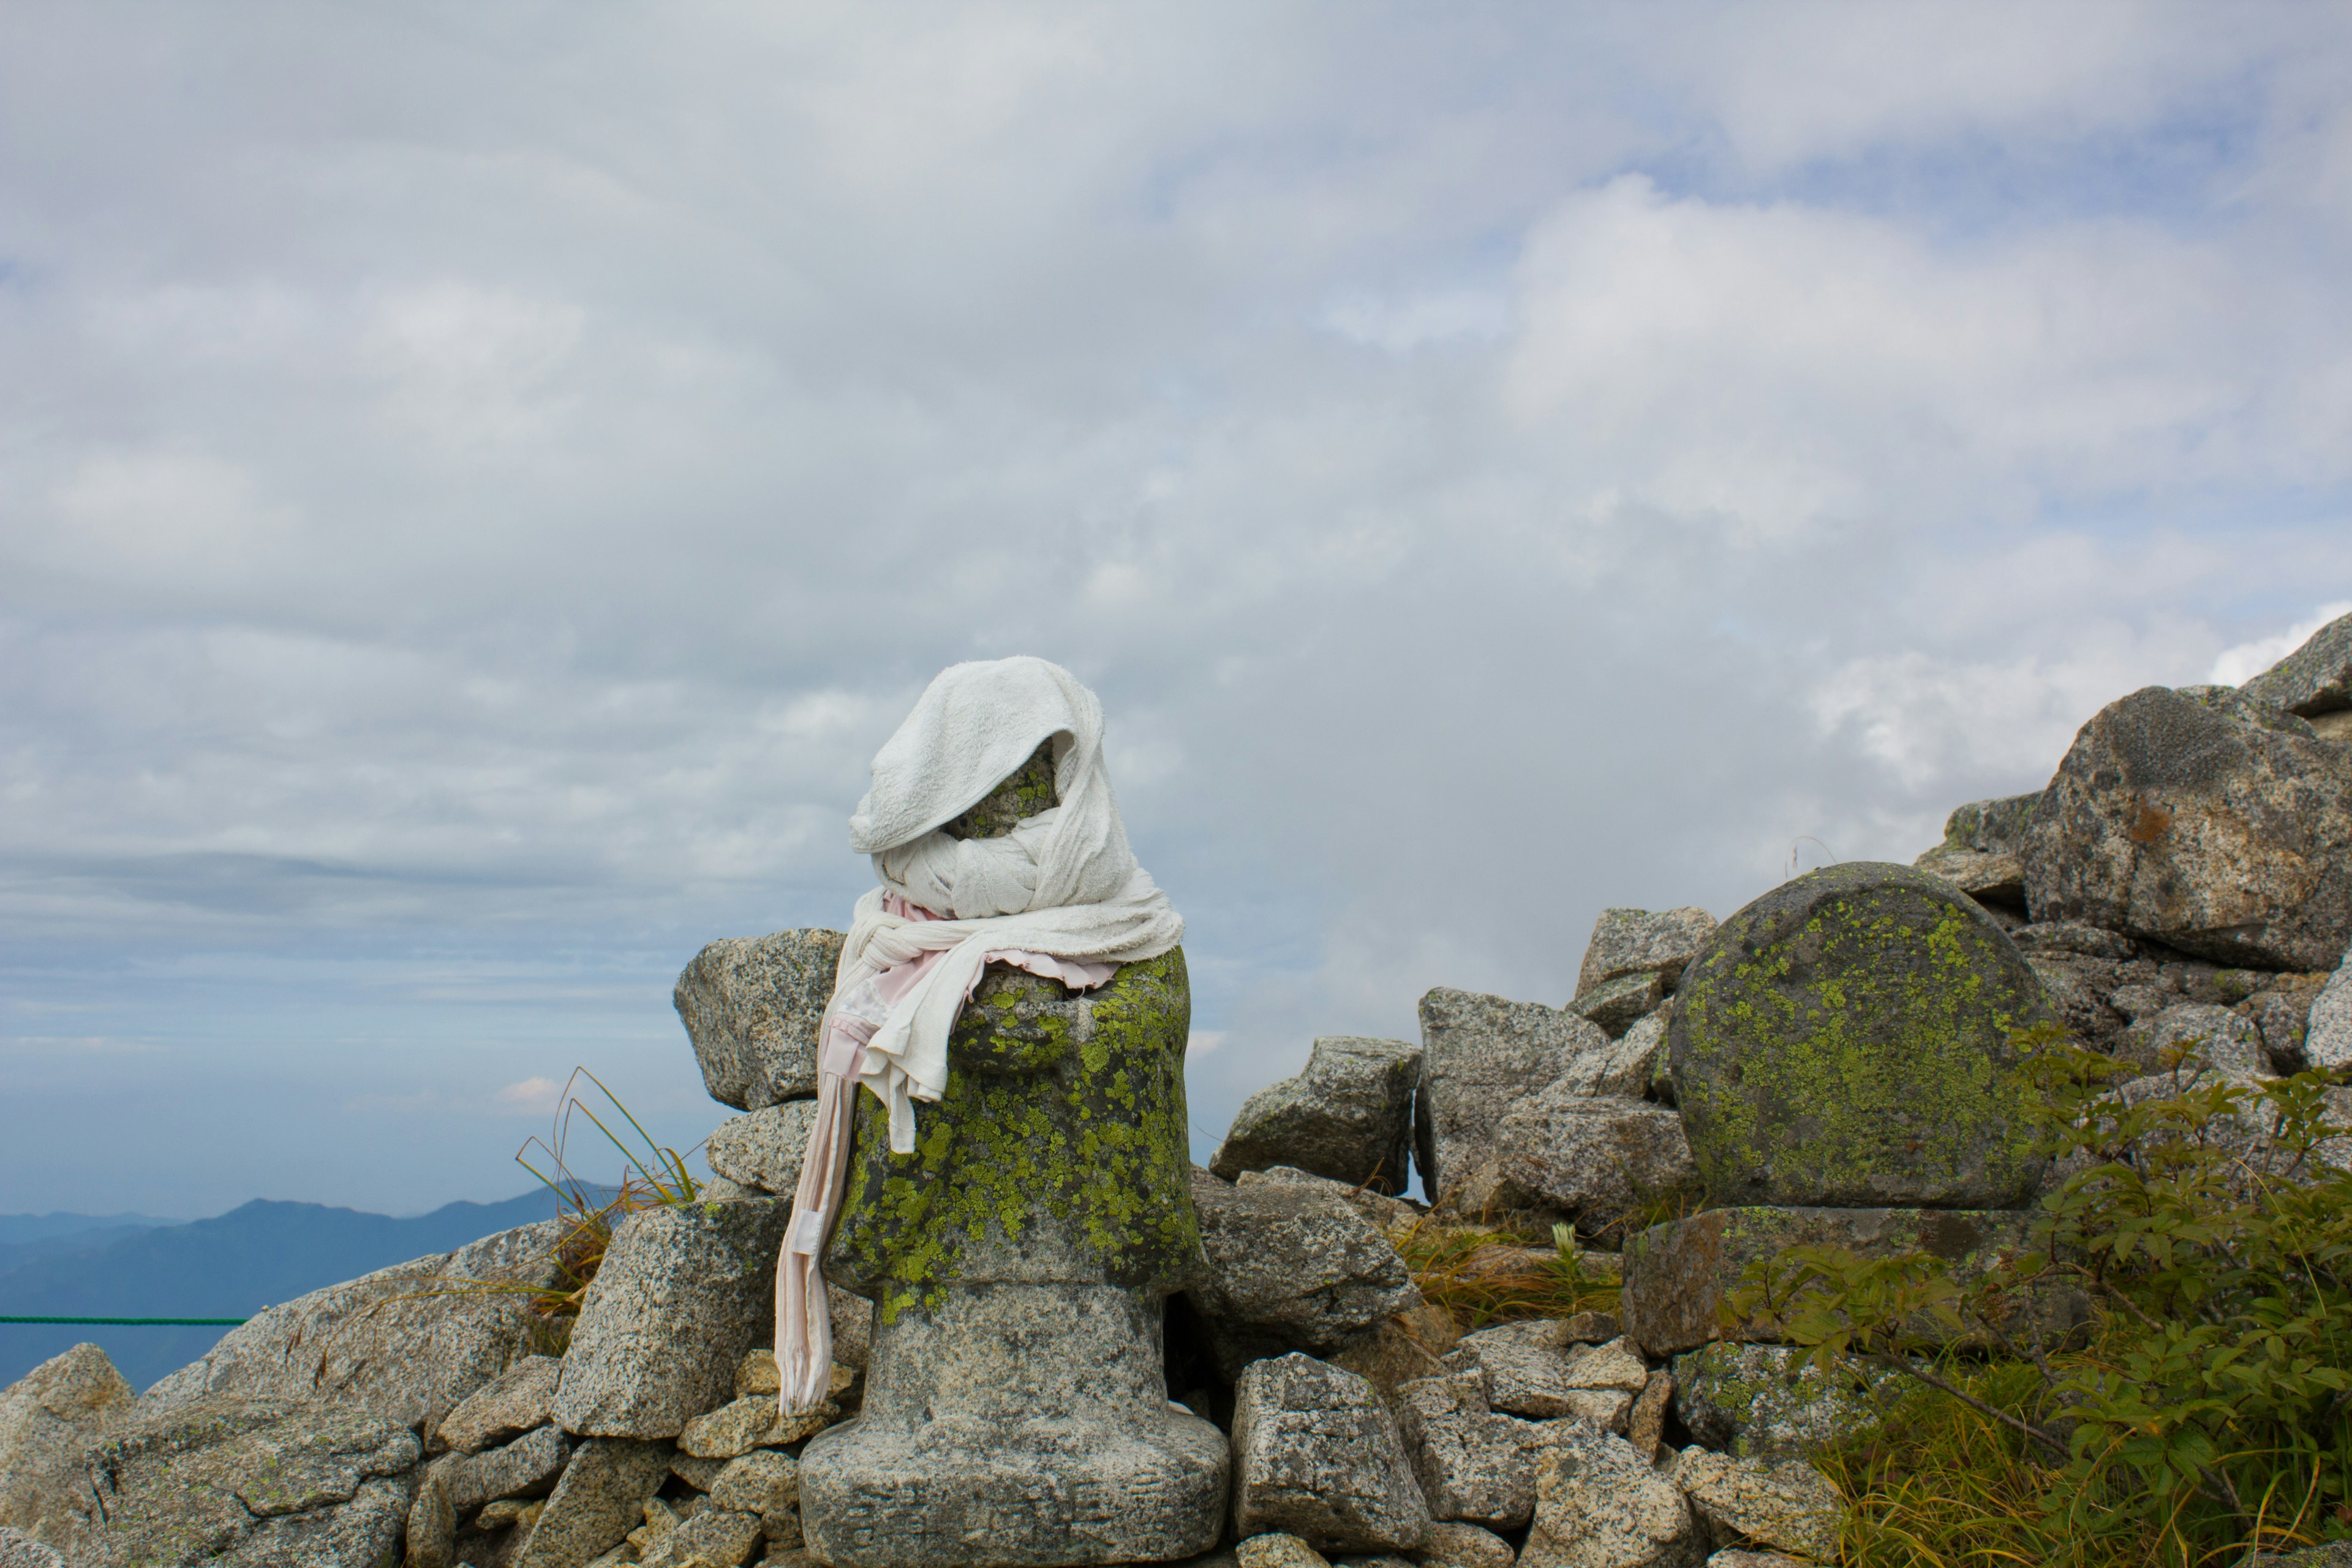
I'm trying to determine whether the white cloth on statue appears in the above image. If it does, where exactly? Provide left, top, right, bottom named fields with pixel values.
left=774, top=656, right=1184, bottom=1413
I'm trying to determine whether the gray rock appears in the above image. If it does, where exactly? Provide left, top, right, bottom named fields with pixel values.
left=1235, top=1167, right=1425, bottom=1236
left=2311, top=954, right=2352, bottom=1075
left=67, top=1394, right=420, bottom=1568
left=708, top=1450, right=798, bottom=1517
left=2024, top=685, right=2352, bottom=971
left=1240, top=1537, right=1333, bottom=1568
left=0, top=1529, right=66, bottom=1568
left=1576, top=908, right=1719, bottom=1000
left=827, top=1282, right=876, bottom=1373
left=675, top=929, right=845, bottom=1110
left=1600, top=1012, right=1669, bottom=1100
left=1701, top=1554, right=1810, bottom=1568
left=1494, top=1091, right=1700, bottom=1234
left=798, top=1284, right=1228, bottom=1568
left=434, top=1355, right=561, bottom=1455
left=455, top=1423, right=570, bottom=1510
left=677, top=1395, right=835, bottom=1460
left=511, top=1438, right=674, bottom=1568
left=1571, top=973, right=1665, bottom=1040
left=1212, top=1037, right=1423, bottom=1195
left=1230, top=1354, right=1430, bottom=1552
left=553, top=1200, right=790, bottom=1439
left=1519, top=1433, right=1700, bottom=1568
left=406, top=1455, right=461, bottom=1568
left=1626, top=1371, right=1673, bottom=1464
left=2252, top=990, right=2315, bottom=1074
left=1665, top=1449, right=1839, bottom=1561
left=1913, top=794, right=2040, bottom=914
left=1188, top=1172, right=1422, bottom=1378
left=1673, top=1344, right=1899, bottom=1460
left=1670, top=862, right=2051, bottom=1209
left=1620, top=1207, right=2084, bottom=1357
left=1393, top=1374, right=1591, bottom=1530
left=2242, top=609, right=2352, bottom=719
left=1327, top=1299, right=1462, bottom=1407
left=2011, top=921, right=2137, bottom=961
left=1417, top=989, right=1606, bottom=1205
left=2029, top=956, right=2129, bottom=1050
left=1417, top=1521, right=1517, bottom=1568
left=2108, top=1071, right=2352, bottom=1180
left=138, top=1220, right=565, bottom=1439
left=1446, top=1329, right=1646, bottom=1430
left=2135, top=1003, right=2266, bottom=1077
left=706, top=1100, right=820, bottom=1196
left=649, top=1507, right=764, bottom=1568
left=0, top=1342, right=133, bottom=1550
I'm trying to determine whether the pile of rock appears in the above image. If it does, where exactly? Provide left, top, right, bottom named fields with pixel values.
left=8, top=611, right=2351, bottom=1568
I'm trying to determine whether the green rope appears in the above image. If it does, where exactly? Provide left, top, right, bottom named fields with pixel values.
left=0, top=1315, right=249, bottom=1325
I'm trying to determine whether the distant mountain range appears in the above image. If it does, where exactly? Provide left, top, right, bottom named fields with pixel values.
left=0, top=1191, right=565, bottom=1392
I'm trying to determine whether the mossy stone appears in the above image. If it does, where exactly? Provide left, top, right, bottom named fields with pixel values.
left=824, top=948, right=1205, bottom=1323
left=1667, top=861, right=2050, bottom=1209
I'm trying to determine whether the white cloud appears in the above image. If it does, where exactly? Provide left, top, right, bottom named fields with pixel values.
left=2209, top=601, right=2352, bottom=686
left=494, top=1076, right=565, bottom=1115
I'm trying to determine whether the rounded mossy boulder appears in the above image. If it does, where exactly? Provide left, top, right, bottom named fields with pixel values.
left=1667, top=861, right=2050, bottom=1208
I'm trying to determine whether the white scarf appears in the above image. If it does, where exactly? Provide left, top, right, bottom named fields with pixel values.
left=775, top=657, right=1183, bottom=1412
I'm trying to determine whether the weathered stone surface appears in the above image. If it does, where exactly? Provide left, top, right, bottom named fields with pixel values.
left=1620, top=1207, right=2083, bottom=1357
left=1230, top=1355, right=1430, bottom=1552
left=1188, top=1170, right=1421, bottom=1378
left=1329, top=1300, right=1461, bottom=1406
left=1626, top=1372, right=1673, bottom=1463
left=2242, top=609, right=2352, bottom=719
left=140, top=1220, right=566, bottom=1437
left=1572, top=973, right=1665, bottom=1039
left=2135, top=1002, right=2266, bottom=1077
left=512, top=1438, right=674, bottom=1568
left=2023, top=685, right=2352, bottom=971
left=671, top=1452, right=726, bottom=1490
left=706, top=1100, right=820, bottom=1195
left=1419, top=1521, right=1517, bottom=1568
left=1418, top=989, right=1606, bottom=1205
left=68, top=1394, right=420, bottom=1568
left=646, top=1507, right=764, bottom=1568
left=1577, top=908, right=1719, bottom=999
left=677, top=1395, right=834, bottom=1460
left=1394, top=1374, right=1591, bottom=1530
left=1520, top=1436, right=1700, bottom=1568
left=2011, top=921, right=2138, bottom=962
left=1670, top=862, right=2050, bottom=1208
left=1913, top=793, right=2041, bottom=914
left=1666, top=1450, right=1839, bottom=1561
left=1495, top=1091, right=1700, bottom=1233
left=1212, top=1036, right=1422, bottom=1194
left=2108, top=1071, right=2352, bottom=1180
left=1673, top=1344, right=1897, bottom=1460
left=0, top=1342, right=133, bottom=1549
left=1446, top=1325, right=1646, bottom=1430
left=1235, top=1166, right=1425, bottom=1238
left=676, top=928, right=844, bottom=1110
left=0, top=1529, right=66, bottom=1568
left=435, top=1354, right=562, bottom=1455
left=554, top=1200, right=790, bottom=1439
left=799, top=1284, right=1227, bottom=1567
left=1239, top=1535, right=1333, bottom=1568
left=1601, top=1012, right=1669, bottom=1100
left=708, top=1450, right=798, bottom=1516
left=1700, top=1553, right=1810, bottom=1568
left=406, top=1455, right=461, bottom=1568
left=455, top=1422, right=570, bottom=1510
left=2311, top=954, right=2352, bottom=1074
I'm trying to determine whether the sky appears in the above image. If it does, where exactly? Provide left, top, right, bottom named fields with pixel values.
left=4, top=2, right=2351, bottom=1219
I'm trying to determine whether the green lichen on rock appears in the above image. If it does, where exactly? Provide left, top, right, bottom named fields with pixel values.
left=941, top=740, right=1059, bottom=841
left=1668, top=861, right=2051, bottom=1208
left=825, top=948, right=1205, bottom=1324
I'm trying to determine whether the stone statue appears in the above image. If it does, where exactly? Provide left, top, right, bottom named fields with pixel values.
left=791, top=664, right=1228, bottom=1567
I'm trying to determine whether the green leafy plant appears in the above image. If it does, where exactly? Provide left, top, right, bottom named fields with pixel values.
left=1728, top=1025, right=2352, bottom=1564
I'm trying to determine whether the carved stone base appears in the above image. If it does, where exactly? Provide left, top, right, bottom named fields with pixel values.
left=798, top=1283, right=1228, bottom=1567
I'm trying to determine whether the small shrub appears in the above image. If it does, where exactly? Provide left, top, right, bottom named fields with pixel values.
left=1399, top=1217, right=1619, bottom=1328
left=1730, top=1025, right=2352, bottom=1564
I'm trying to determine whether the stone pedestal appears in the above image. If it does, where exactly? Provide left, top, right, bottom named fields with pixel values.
left=800, top=947, right=1227, bottom=1567
left=799, top=1284, right=1226, bottom=1567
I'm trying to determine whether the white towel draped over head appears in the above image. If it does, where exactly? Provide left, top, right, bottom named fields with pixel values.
left=773, top=655, right=1185, bottom=1412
